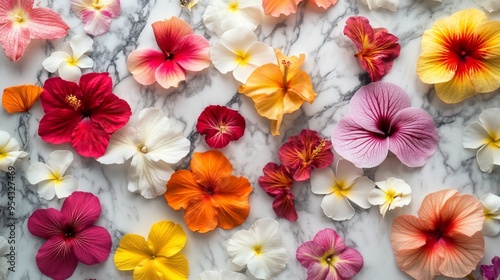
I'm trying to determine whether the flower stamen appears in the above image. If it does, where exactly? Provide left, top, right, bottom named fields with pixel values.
left=92, top=0, right=104, bottom=10
left=228, top=1, right=239, bottom=12
left=65, top=95, right=81, bottom=111
left=281, top=60, right=291, bottom=90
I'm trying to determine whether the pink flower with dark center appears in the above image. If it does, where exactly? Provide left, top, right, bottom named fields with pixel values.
left=258, top=162, right=297, bottom=221
left=27, top=191, right=112, bottom=280
left=296, top=228, right=363, bottom=280
left=332, top=82, right=439, bottom=168
left=196, top=105, right=245, bottom=149
left=0, top=0, right=69, bottom=61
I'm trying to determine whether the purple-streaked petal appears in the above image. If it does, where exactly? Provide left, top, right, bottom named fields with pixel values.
left=71, top=225, right=112, bottom=265
left=296, top=240, right=324, bottom=268
left=313, top=228, right=347, bottom=254
left=36, top=235, right=79, bottom=280
left=61, top=191, right=101, bottom=232
left=28, top=208, right=66, bottom=239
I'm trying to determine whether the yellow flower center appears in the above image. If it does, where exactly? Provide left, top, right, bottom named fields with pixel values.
left=218, top=125, right=228, bottom=134
left=65, top=95, right=81, bottom=111
left=253, top=245, right=263, bottom=255
left=93, top=0, right=104, bottom=10
left=139, top=146, right=148, bottom=153
left=385, top=187, right=403, bottom=204
left=321, top=252, right=338, bottom=266
left=228, top=1, right=239, bottom=12
left=281, top=60, right=291, bottom=90
left=235, top=50, right=250, bottom=66
left=333, top=180, right=350, bottom=197
left=12, top=9, right=27, bottom=24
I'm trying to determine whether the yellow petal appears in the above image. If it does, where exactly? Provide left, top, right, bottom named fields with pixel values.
left=475, top=21, right=500, bottom=59
left=416, top=52, right=457, bottom=84
left=238, top=64, right=283, bottom=98
left=435, top=73, right=476, bottom=104
left=148, top=221, right=187, bottom=258
left=133, top=254, right=189, bottom=280
left=275, top=48, right=304, bottom=78
left=471, top=59, right=500, bottom=93
left=454, top=8, right=487, bottom=37
left=270, top=118, right=282, bottom=136
left=114, top=234, right=151, bottom=271
left=2, top=85, right=43, bottom=113
left=251, top=89, right=285, bottom=120
left=287, top=71, right=317, bottom=104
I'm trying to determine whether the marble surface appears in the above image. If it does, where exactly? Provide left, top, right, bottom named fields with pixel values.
left=1, top=0, right=500, bottom=279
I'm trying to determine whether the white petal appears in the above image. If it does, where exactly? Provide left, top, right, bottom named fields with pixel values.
left=245, top=42, right=275, bottom=67
left=474, top=0, right=500, bottom=12
left=219, top=6, right=262, bottom=35
left=128, top=154, right=174, bottom=199
left=386, top=177, right=412, bottom=195
left=54, top=176, right=79, bottom=199
left=379, top=201, right=391, bottom=217
left=0, top=133, right=27, bottom=171
left=395, top=193, right=411, bottom=208
left=246, top=248, right=288, bottom=279
left=70, top=34, right=93, bottom=58
left=359, top=0, right=400, bottom=12
left=336, top=159, right=364, bottom=187
left=310, top=167, right=335, bottom=195
left=479, top=108, right=500, bottom=139
left=228, top=229, right=259, bottom=267
left=47, top=150, right=73, bottom=176
left=0, top=257, right=7, bottom=280
left=321, top=194, right=355, bottom=221
left=481, top=193, right=500, bottom=214
left=367, top=188, right=387, bottom=206
left=59, top=62, right=83, bottom=83
left=0, top=131, right=10, bottom=149
left=482, top=217, right=500, bottom=237
left=0, top=236, right=8, bottom=256
left=27, top=162, right=55, bottom=184
left=463, top=121, right=490, bottom=149
left=345, top=176, right=375, bottom=209
left=232, top=64, right=258, bottom=84
left=220, top=28, right=257, bottom=54
left=98, top=126, right=139, bottom=165
left=76, top=54, right=94, bottom=69
left=252, top=218, right=282, bottom=249
left=202, top=0, right=228, bottom=34
left=37, top=180, right=57, bottom=200
left=0, top=151, right=28, bottom=172
left=42, top=51, right=71, bottom=73
left=145, top=131, right=189, bottom=164
left=210, top=42, right=240, bottom=75
left=477, top=144, right=496, bottom=173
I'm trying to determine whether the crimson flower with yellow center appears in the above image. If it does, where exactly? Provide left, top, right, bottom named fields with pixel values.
left=417, top=8, right=500, bottom=104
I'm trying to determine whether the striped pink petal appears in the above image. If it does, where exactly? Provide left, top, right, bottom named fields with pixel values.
left=71, top=225, right=112, bottom=265
left=36, top=235, right=79, bottom=280
left=61, top=192, right=101, bottom=232
left=27, top=7, right=69, bottom=39
left=155, top=60, right=186, bottom=89
left=174, top=33, right=210, bottom=72
left=127, top=48, right=166, bottom=86
left=0, top=22, right=31, bottom=61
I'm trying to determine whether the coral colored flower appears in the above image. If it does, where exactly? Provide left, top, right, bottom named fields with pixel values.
left=227, top=218, right=289, bottom=279
left=128, top=17, right=210, bottom=90
left=199, top=270, right=249, bottom=280
left=310, top=0, right=338, bottom=9
left=98, top=108, right=190, bottom=199
left=165, top=150, right=252, bottom=233
left=0, top=0, right=69, bottom=62
left=210, top=28, right=275, bottom=83
left=359, top=0, right=399, bottom=12
left=474, top=0, right=500, bottom=12
left=38, top=73, right=132, bottom=158
left=391, top=189, right=485, bottom=279
left=0, top=236, right=8, bottom=280
left=196, top=105, right=245, bottom=149
left=202, top=0, right=263, bottom=36
left=332, top=82, right=439, bottom=168
left=0, top=130, right=28, bottom=171
left=27, top=150, right=78, bottom=200
left=114, top=220, right=189, bottom=280
left=2, top=84, right=42, bottom=113
left=27, top=192, right=112, bottom=280
left=480, top=193, right=500, bottom=237
left=310, top=159, right=374, bottom=221
left=368, top=177, right=411, bottom=217
left=262, top=0, right=300, bottom=17
left=481, top=256, right=500, bottom=280
left=239, top=49, right=317, bottom=136
left=463, top=108, right=500, bottom=173
left=258, top=162, right=297, bottom=221
left=71, top=0, right=120, bottom=36
left=278, top=129, right=333, bottom=181
left=344, top=16, right=400, bottom=82
left=42, top=34, right=94, bottom=83
left=296, top=228, right=363, bottom=280
left=417, top=9, right=500, bottom=104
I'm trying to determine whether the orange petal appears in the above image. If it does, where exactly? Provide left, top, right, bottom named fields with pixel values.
left=165, top=170, right=204, bottom=210
left=275, top=49, right=304, bottom=78
left=287, top=71, right=317, bottom=105
left=438, top=231, right=484, bottom=278
left=270, top=118, right=283, bottom=136
left=184, top=197, right=218, bottom=233
left=213, top=176, right=252, bottom=229
left=417, top=189, right=458, bottom=227
left=309, top=0, right=337, bottom=9
left=439, top=194, right=484, bottom=237
left=391, top=215, right=427, bottom=252
left=262, top=0, right=300, bottom=17
left=238, top=64, right=283, bottom=98
left=2, top=85, right=43, bottom=113
left=190, top=150, right=233, bottom=188
left=250, top=89, right=286, bottom=121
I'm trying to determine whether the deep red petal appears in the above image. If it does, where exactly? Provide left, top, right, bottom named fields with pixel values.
left=79, top=73, right=113, bottom=110
left=41, top=77, right=83, bottom=112
left=36, top=235, right=79, bottom=280
left=27, top=8, right=69, bottom=40
left=343, top=16, right=375, bottom=53
left=273, top=190, right=298, bottom=221
left=28, top=208, right=66, bottom=239
left=152, top=17, right=193, bottom=53
left=61, top=192, right=102, bottom=232
left=90, top=94, right=131, bottom=133
left=38, top=109, right=82, bottom=144
left=196, top=105, right=245, bottom=149
left=71, top=119, right=111, bottom=158
left=258, top=162, right=294, bottom=197
left=71, top=226, right=112, bottom=265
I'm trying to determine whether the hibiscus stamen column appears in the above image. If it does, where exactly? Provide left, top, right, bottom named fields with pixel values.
left=281, top=60, right=291, bottom=90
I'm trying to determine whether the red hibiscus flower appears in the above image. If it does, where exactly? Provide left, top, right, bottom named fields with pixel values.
left=27, top=192, right=112, bottom=280
left=196, top=105, right=245, bottom=149
left=278, top=129, right=334, bottom=182
left=38, top=73, right=131, bottom=158
left=259, top=162, right=297, bottom=221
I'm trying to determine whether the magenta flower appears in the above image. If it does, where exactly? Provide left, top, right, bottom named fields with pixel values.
left=196, top=105, right=245, bottom=149
left=481, top=256, right=500, bottom=280
left=296, top=228, right=363, bottom=280
left=258, top=162, right=297, bottom=221
left=27, top=191, right=112, bottom=280
left=71, top=0, right=120, bottom=36
left=332, top=82, right=439, bottom=168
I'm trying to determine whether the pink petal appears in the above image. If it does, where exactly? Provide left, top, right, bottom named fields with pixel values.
left=0, top=0, right=18, bottom=18
left=38, top=109, right=83, bottom=144
left=79, top=73, right=113, bottom=110
left=71, top=119, right=111, bottom=157
left=61, top=192, right=101, bottom=232
left=306, top=262, right=331, bottom=280
left=71, top=225, right=112, bottom=265
left=0, top=22, right=31, bottom=62
left=296, top=240, right=324, bottom=268
left=313, top=228, right=346, bottom=253
left=36, top=235, right=79, bottom=280
left=334, top=247, right=364, bottom=278
left=331, top=116, right=389, bottom=168
left=344, top=16, right=374, bottom=52
left=155, top=60, right=186, bottom=89
left=127, top=48, right=165, bottom=86
left=388, top=107, right=439, bottom=167
left=152, top=17, right=193, bottom=53
left=89, top=94, right=131, bottom=133
left=28, top=208, right=66, bottom=239
left=349, top=82, right=410, bottom=135
left=41, top=77, right=83, bottom=112
left=272, top=190, right=298, bottom=221
left=27, top=8, right=69, bottom=39
left=80, top=10, right=112, bottom=36
left=174, top=34, right=210, bottom=72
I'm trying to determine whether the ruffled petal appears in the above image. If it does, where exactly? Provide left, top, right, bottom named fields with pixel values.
left=262, top=0, right=300, bottom=17
left=320, top=193, right=356, bottom=221
left=310, top=0, right=337, bottom=8
left=70, top=119, right=111, bottom=158
left=439, top=193, right=484, bottom=237
left=128, top=154, right=174, bottom=198
left=190, top=150, right=233, bottom=188
left=133, top=254, right=189, bottom=280
left=97, top=126, right=138, bottom=165
left=61, top=191, right=101, bottom=232
left=27, top=8, right=69, bottom=39
left=196, top=105, right=246, bottom=149
left=114, top=234, right=151, bottom=271
left=80, top=10, right=112, bottom=36
left=71, top=225, right=111, bottom=265
left=417, top=189, right=458, bottom=229
left=258, top=162, right=293, bottom=196
left=35, top=235, right=78, bottom=280
left=127, top=49, right=166, bottom=86
left=165, top=170, right=204, bottom=210
left=148, top=221, right=186, bottom=258
left=213, top=176, right=252, bottom=229
left=184, top=197, right=219, bottom=233
left=27, top=208, right=66, bottom=239
left=89, top=93, right=131, bottom=134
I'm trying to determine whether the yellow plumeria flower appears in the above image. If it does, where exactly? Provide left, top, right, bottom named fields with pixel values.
left=114, top=221, right=188, bottom=280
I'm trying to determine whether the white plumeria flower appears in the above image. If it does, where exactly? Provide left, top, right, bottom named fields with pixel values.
left=474, top=0, right=500, bottom=12
left=98, top=108, right=190, bottom=199
left=27, top=150, right=78, bottom=200
left=480, top=193, right=500, bottom=237
left=368, top=177, right=411, bottom=217
left=203, top=0, right=263, bottom=36
left=0, top=131, right=28, bottom=172
left=359, top=0, right=400, bottom=12
left=211, top=28, right=275, bottom=83
left=310, top=159, right=374, bottom=221
left=227, top=218, right=289, bottom=280
left=42, top=34, right=94, bottom=83
left=0, top=236, right=8, bottom=280
left=199, top=270, right=249, bottom=280
left=463, top=108, right=500, bottom=173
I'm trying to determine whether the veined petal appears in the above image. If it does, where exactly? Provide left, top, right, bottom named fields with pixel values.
left=417, top=189, right=458, bottom=229
left=174, top=34, right=211, bottom=72
left=38, top=109, right=82, bottom=144
left=2, top=84, right=43, bottom=113
left=0, top=21, right=31, bottom=62
left=416, top=51, right=456, bottom=84
left=148, top=221, right=186, bottom=258
left=286, top=71, right=317, bottom=104
left=35, top=235, right=79, bottom=280
left=258, top=162, right=294, bottom=197
left=152, top=17, right=193, bottom=53
left=71, top=225, right=111, bottom=265
left=41, top=76, right=83, bottom=112
left=310, top=167, right=336, bottom=195
left=114, top=234, right=151, bottom=271
left=98, top=126, right=139, bottom=165
left=440, top=193, right=484, bottom=237
left=133, top=255, right=189, bottom=280
left=42, top=51, right=72, bottom=73
left=127, top=49, right=166, bottom=86
left=70, top=34, right=93, bottom=58
left=80, top=10, right=112, bottom=36
left=438, top=232, right=485, bottom=278
left=334, top=247, right=364, bottom=278
left=129, top=154, right=175, bottom=198
left=155, top=60, right=186, bottom=89
left=310, top=0, right=337, bottom=9
left=165, top=170, right=204, bottom=210
left=321, top=193, right=356, bottom=221
left=213, top=176, right=252, bottom=229
left=61, top=191, right=101, bottom=232
left=89, top=93, right=131, bottom=134
left=196, top=105, right=246, bottom=149
left=463, top=121, right=490, bottom=149
left=53, top=176, right=79, bottom=199
left=70, top=119, right=111, bottom=158
left=184, top=197, right=219, bottom=233
left=227, top=229, right=259, bottom=267
left=272, top=190, right=298, bottom=221
left=434, top=69, right=477, bottom=104
left=391, top=215, right=427, bottom=252
left=190, top=150, right=233, bottom=188
left=27, top=8, right=69, bottom=39
left=27, top=208, right=66, bottom=239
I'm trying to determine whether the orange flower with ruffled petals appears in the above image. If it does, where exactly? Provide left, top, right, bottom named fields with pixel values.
left=165, top=150, right=252, bottom=233
left=417, top=8, right=500, bottom=103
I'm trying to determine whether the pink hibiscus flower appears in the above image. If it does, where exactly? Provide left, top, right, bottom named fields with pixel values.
left=258, top=162, right=297, bottom=221
left=127, top=16, right=210, bottom=89
left=296, top=228, right=363, bottom=280
left=27, top=192, right=112, bottom=280
left=0, top=0, right=69, bottom=62
left=38, top=72, right=132, bottom=158
left=71, top=0, right=120, bottom=36
left=196, top=105, right=245, bottom=149
left=332, top=82, right=439, bottom=168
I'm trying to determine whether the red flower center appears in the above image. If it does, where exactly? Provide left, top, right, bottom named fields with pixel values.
left=445, top=33, right=487, bottom=76
left=165, top=52, right=174, bottom=60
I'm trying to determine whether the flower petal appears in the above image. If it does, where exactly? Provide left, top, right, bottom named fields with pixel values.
left=272, top=190, right=298, bottom=221
left=210, top=41, right=240, bottom=74
left=165, top=170, right=204, bottom=210
left=70, top=34, right=93, bottom=58
left=212, top=176, right=252, bottom=229
left=27, top=208, right=66, bottom=239
left=2, top=84, right=43, bottom=113
left=81, top=10, right=113, bottom=36
left=233, top=41, right=276, bottom=83
left=174, top=34, right=210, bottom=72
left=335, top=159, right=364, bottom=187
left=43, top=51, right=71, bottom=73
left=476, top=141, right=500, bottom=173
left=71, top=225, right=111, bottom=265
left=27, top=162, right=54, bottom=185
left=41, top=76, right=82, bottom=112
left=61, top=191, right=101, bottom=232
left=155, top=60, right=186, bottom=89
left=152, top=17, right=193, bottom=53
left=148, top=221, right=186, bottom=258
left=345, top=176, right=375, bottom=209
left=47, top=150, right=74, bottom=176
left=70, top=119, right=111, bottom=158
left=128, top=154, right=174, bottom=198
left=89, top=93, right=131, bottom=134
left=227, top=230, right=259, bottom=267
left=38, top=109, right=82, bottom=144
left=184, top=197, right=219, bottom=233
left=310, top=167, right=335, bottom=195
left=114, top=234, right=151, bottom=271
left=438, top=232, right=485, bottom=278
left=133, top=254, right=189, bottom=280
left=439, top=193, right=485, bottom=237
left=483, top=216, right=500, bottom=236
left=127, top=49, right=166, bottom=86
left=321, top=193, right=355, bottom=221
left=76, top=54, right=93, bottom=69
left=258, top=162, right=293, bottom=197
left=246, top=247, right=289, bottom=279
left=479, top=108, right=500, bottom=138
left=27, top=8, right=69, bottom=39
left=262, top=0, right=300, bottom=17
left=463, top=121, right=491, bottom=149
left=481, top=193, right=500, bottom=214
left=79, top=72, right=112, bottom=110
left=190, top=150, right=233, bottom=188
left=53, top=176, right=78, bottom=199
left=417, top=189, right=458, bottom=228
left=35, top=235, right=79, bottom=280
left=334, top=247, right=364, bottom=278
left=0, top=21, right=31, bottom=62
left=310, top=0, right=337, bottom=8
left=196, top=105, right=246, bottom=149
left=97, top=126, right=138, bottom=165
left=58, top=62, right=83, bottom=83
left=37, top=180, right=57, bottom=200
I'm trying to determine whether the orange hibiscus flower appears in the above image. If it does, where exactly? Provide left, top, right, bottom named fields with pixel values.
left=164, top=150, right=252, bottom=233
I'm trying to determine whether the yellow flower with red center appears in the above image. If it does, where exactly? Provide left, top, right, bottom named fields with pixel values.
left=417, top=8, right=500, bottom=104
